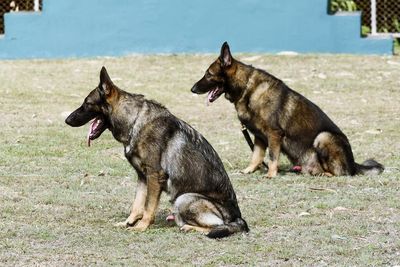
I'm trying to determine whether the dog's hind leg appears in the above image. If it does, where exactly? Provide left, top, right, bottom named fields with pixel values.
left=313, top=132, right=355, bottom=176
left=180, top=224, right=213, bottom=234
left=173, top=193, right=224, bottom=234
left=300, top=149, right=327, bottom=176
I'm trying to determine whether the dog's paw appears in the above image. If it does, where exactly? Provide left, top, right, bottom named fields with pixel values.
left=265, top=170, right=277, bottom=179
left=180, top=224, right=211, bottom=234
left=180, top=224, right=193, bottom=232
left=115, top=213, right=143, bottom=228
left=114, top=220, right=130, bottom=228
left=131, top=220, right=150, bottom=232
left=241, top=165, right=259, bottom=174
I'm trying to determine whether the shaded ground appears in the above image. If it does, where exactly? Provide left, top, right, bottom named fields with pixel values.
left=0, top=54, right=399, bottom=266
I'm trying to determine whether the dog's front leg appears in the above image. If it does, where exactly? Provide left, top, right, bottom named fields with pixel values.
left=242, top=137, right=267, bottom=174
left=115, top=178, right=147, bottom=228
left=133, top=171, right=164, bottom=231
left=265, top=131, right=282, bottom=178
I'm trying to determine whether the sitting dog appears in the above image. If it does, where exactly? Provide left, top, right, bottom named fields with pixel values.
left=65, top=67, right=249, bottom=238
left=191, top=42, right=384, bottom=178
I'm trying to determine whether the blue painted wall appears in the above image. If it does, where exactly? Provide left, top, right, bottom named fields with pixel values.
left=0, top=0, right=393, bottom=59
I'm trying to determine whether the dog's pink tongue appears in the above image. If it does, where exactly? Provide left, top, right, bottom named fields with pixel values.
left=87, top=122, right=93, bottom=147
left=206, top=88, right=218, bottom=105
left=87, top=119, right=97, bottom=147
left=207, top=90, right=214, bottom=104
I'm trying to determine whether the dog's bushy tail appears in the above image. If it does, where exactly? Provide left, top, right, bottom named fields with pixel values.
left=207, top=218, right=249, bottom=239
left=355, top=159, right=384, bottom=175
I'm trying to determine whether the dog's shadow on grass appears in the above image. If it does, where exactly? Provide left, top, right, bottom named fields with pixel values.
left=252, top=164, right=302, bottom=177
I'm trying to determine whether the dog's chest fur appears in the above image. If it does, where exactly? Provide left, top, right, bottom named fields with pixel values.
left=234, top=80, right=278, bottom=131
left=108, top=97, right=169, bottom=169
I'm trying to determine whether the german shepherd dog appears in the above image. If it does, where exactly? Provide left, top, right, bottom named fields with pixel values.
left=191, top=42, right=384, bottom=178
left=65, top=67, right=248, bottom=238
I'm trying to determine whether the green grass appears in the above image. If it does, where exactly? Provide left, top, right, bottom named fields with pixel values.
left=1, top=54, right=399, bottom=265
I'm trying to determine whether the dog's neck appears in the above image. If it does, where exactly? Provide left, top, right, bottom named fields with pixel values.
left=107, top=92, right=145, bottom=146
left=224, top=61, right=256, bottom=103
left=225, top=61, right=279, bottom=105
left=107, top=93, right=169, bottom=148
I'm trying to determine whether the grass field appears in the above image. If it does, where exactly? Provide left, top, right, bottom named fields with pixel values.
left=1, top=54, right=399, bottom=266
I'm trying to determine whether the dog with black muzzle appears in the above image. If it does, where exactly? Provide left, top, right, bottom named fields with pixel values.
left=65, top=67, right=249, bottom=238
left=191, top=42, right=384, bottom=178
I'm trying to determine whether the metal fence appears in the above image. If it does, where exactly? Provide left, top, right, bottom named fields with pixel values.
left=331, top=0, right=400, bottom=37
left=0, top=0, right=42, bottom=34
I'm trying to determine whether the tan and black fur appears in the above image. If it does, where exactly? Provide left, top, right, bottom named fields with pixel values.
left=191, top=42, right=384, bottom=178
left=65, top=67, right=248, bottom=238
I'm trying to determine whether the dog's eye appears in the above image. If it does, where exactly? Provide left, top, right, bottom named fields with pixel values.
left=205, top=71, right=212, bottom=78
left=85, top=102, right=95, bottom=109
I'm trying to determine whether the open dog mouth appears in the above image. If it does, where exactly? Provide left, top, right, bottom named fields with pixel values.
left=207, top=86, right=224, bottom=104
left=87, top=116, right=107, bottom=147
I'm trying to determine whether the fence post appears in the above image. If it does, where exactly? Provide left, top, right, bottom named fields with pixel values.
left=34, top=0, right=39, bottom=11
left=370, top=0, right=377, bottom=35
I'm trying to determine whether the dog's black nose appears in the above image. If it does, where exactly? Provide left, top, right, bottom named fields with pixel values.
left=65, top=115, right=73, bottom=126
left=65, top=113, right=81, bottom=127
left=191, top=85, right=198, bottom=94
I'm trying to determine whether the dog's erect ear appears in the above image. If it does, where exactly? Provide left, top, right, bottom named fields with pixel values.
left=219, top=41, right=232, bottom=67
left=99, top=66, right=114, bottom=96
